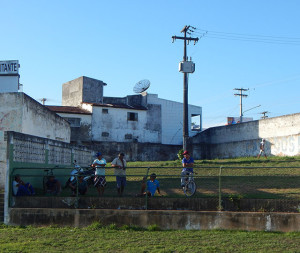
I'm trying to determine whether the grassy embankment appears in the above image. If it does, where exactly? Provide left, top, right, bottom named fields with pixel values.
left=25, top=156, right=300, bottom=199
left=80, top=156, right=300, bottom=199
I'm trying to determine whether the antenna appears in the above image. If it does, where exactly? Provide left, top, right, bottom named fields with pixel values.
left=133, top=79, right=150, bottom=94
left=39, top=98, right=47, bottom=105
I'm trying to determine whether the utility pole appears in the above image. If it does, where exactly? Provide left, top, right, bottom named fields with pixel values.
left=40, top=98, right=47, bottom=105
left=172, top=26, right=198, bottom=151
left=234, top=88, right=249, bottom=123
left=260, top=111, right=269, bottom=119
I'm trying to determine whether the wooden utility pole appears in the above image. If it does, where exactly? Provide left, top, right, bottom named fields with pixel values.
left=172, top=26, right=198, bottom=151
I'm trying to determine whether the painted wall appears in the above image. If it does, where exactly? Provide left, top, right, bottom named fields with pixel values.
left=87, top=106, right=160, bottom=143
left=147, top=94, right=202, bottom=145
left=0, top=93, right=71, bottom=187
left=191, top=113, right=300, bottom=159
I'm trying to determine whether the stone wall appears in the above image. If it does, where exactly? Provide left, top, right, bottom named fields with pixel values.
left=2, top=131, right=93, bottom=188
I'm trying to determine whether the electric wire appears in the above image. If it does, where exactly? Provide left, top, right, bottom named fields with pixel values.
left=193, top=28, right=300, bottom=45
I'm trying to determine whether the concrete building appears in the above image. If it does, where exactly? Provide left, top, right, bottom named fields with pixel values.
left=0, top=92, right=71, bottom=187
left=47, top=76, right=203, bottom=146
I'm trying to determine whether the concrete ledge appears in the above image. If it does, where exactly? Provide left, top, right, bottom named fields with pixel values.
left=8, top=208, right=300, bottom=232
left=12, top=197, right=300, bottom=212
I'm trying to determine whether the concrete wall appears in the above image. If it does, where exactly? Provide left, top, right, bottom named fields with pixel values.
left=147, top=94, right=202, bottom=145
left=84, top=141, right=180, bottom=162
left=0, top=93, right=71, bottom=187
left=57, top=113, right=92, bottom=143
left=191, top=113, right=300, bottom=159
left=62, top=76, right=106, bottom=107
left=8, top=208, right=300, bottom=232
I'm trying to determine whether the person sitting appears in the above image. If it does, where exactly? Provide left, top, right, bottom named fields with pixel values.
left=13, top=175, right=35, bottom=196
left=136, top=173, right=162, bottom=197
left=46, top=176, right=61, bottom=195
left=69, top=175, right=88, bottom=196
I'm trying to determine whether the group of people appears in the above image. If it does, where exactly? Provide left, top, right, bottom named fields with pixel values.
left=12, top=150, right=195, bottom=198
left=91, top=152, right=127, bottom=196
left=12, top=174, right=61, bottom=197
left=90, top=151, right=162, bottom=197
left=91, top=150, right=195, bottom=197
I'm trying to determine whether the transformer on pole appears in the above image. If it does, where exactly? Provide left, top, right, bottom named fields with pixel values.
left=172, top=26, right=198, bottom=151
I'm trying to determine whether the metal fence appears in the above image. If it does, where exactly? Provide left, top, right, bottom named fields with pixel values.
left=9, top=165, right=300, bottom=210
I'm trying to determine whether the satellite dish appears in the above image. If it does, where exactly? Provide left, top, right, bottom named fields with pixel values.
left=133, top=79, right=150, bottom=94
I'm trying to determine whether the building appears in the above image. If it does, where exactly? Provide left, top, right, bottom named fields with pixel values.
left=0, top=92, right=71, bottom=187
left=46, top=76, right=203, bottom=146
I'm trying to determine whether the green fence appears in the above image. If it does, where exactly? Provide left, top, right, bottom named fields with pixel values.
left=10, top=165, right=300, bottom=210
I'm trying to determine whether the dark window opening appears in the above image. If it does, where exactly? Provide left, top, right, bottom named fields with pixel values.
left=127, top=112, right=138, bottom=121
left=102, top=132, right=109, bottom=137
left=63, top=117, right=81, bottom=128
left=125, top=134, right=133, bottom=139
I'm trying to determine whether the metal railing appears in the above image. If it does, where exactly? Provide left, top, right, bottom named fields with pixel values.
left=9, top=165, right=300, bottom=210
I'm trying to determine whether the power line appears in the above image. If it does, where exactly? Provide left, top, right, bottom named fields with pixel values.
left=193, top=28, right=300, bottom=45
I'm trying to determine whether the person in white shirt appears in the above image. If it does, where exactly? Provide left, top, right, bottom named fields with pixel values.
left=257, top=139, right=267, bottom=158
left=91, top=152, right=107, bottom=196
left=13, top=175, right=35, bottom=196
left=111, top=152, right=127, bottom=197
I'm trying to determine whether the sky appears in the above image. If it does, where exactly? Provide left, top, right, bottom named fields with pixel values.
left=1, top=0, right=300, bottom=128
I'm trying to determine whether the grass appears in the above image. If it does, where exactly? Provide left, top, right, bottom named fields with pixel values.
left=19, top=156, right=300, bottom=199
left=0, top=223, right=299, bottom=252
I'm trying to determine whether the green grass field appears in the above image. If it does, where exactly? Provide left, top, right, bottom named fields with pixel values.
left=0, top=223, right=299, bottom=252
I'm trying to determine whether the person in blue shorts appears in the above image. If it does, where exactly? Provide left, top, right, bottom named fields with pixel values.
left=137, top=173, right=162, bottom=197
left=181, top=150, right=194, bottom=188
left=12, top=175, right=35, bottom=196
left=111, top=152, right=127, bottom=197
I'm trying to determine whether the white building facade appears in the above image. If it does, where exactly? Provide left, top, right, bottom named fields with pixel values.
left=47, top=76, right=202, bottom=146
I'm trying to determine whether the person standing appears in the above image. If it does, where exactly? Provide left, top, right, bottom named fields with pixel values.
left=257, top=139, right=267, bottom=158
left=111, top=152, right=127, bottom=197
left=91, top=152, right=107, bottom=196
left=181, top=150, right=194, bottom=188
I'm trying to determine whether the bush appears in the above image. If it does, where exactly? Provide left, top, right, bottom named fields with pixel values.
left=177, top=149, right=184, bottom=161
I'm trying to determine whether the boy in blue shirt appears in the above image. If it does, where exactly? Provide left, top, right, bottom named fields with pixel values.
left=181, top=150, right=194, bottom=188
left=137, top=173, right=162, bottom=197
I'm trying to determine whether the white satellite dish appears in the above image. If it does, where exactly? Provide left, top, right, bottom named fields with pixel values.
left=133, top=79, right=150, bottom=94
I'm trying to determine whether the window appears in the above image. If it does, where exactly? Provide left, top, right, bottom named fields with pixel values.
left=102, top=109, right=108, bottom=114
left=102, top=132, right=109, bottom=137
left=63, top=117, right=81, bottom=127
left=125, top=134, right=132, bottom=139
left=127, top=112, right=138, bottom=121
